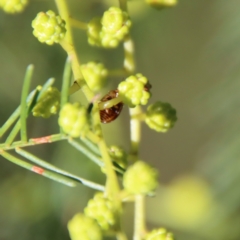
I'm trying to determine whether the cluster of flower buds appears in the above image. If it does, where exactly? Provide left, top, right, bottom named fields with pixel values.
left=0, top=0, right=29, bottom=14
left=32, top=87, right=60, bottom=118
left=32, top=10, right=66, bottom=45
left=87, top=7, right=132, bottom=48
left=58, top=103, right=89, bottom=138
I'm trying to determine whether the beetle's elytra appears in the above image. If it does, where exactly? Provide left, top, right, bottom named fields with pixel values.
left=99, top=89, right=123, bottom=124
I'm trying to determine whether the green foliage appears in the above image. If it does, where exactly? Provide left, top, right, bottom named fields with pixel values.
left=0, top=0, right=180, bottom=239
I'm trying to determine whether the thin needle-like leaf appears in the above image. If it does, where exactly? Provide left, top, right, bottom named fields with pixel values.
left=80, top=137, right=100, bottom=155
left=61, top=57, right=72, bottom=108
left=0, top=150, right=77, bottom=187
left=37, top=78, right=55, bottom=101
left=0, top=106, right=20, bottom=138
left=0, top=88, right=38, bottom=139
left=20, top=64, right=34, bottom=142
left=5, top=120, right=21, bottom=145
left=15, top=147, right=105, bottom=191
left=69, top=138, right=125, bottom=175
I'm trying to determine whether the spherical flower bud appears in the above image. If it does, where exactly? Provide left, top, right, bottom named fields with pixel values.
left=145, top=0, right=177, bottom=10
left=58, top=103, right=89, bottom=138
left=118, top=73, right=151, bottom=107
left=145, top=101, right=177, bottom=132
left=145, top=228, right=174, bottom=240
left=123, top=161, right=158, bottom=195
left=101, top=7, right=131, bottom=36
left=87, top=17, right=102, bottom=47
left=81, top=62, right=108, bottom=92
left=84, top=192, right=118, bottom=231
left=68, top=213, right=102, bottom=240
left=32, top=87, right=60, bottom=118
left=0, top=0, right=28, bottom=14
left=109, top=145, right=127, bottom=169
left=100, top=7, right=131, bottom=48
left=32, top=10, right=66, bottom=45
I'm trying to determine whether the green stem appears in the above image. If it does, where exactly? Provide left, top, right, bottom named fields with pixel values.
left=0, top=133, right=67, bottom=150
left=69, top=18, right=88, bottom=29
left=108, top=68, right=128, bottom=77
left=20, top=64, right=34, bottom=142
left=121, top=11, right=147, bottom=240
left=15, top=148, right=105, bottom=191
left=134, top=195, right=146, bottom=240
left=98, top=139, right=120, bottom=197
left=119, top=0, right=128, bottom=11
left=0, top=150, right=77, bottom=187
left=129, top=106, right=142, bottom=162
left=56, top=0, right=120, bottom=207
left=55, top=0, right=94, bottom=102
left=80, top=137, right=100, bottom=155
left=123, top=35, right=135, bottom=74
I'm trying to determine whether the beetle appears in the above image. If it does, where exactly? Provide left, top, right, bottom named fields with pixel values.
left=99, top=89, right=123, bottom=123
left=99, top=82, right=152, bottom=123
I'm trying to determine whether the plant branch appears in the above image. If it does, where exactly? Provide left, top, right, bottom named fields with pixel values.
left=0, top=133, right=68, bottom=150
left=15, top=148, right=105, bottom=191
left=0, top=150, right=77, bottom=187
left=55, top=0, right=94, bottom=102
left=134, top=195, right=146, bottom=240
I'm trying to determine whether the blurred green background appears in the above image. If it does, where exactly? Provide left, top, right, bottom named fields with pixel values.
left=1, top=0, right=240, bottom=239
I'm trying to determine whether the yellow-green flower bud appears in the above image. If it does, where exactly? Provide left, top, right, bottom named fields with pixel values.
left=145, top=101, right=177, bottom=132
left=68, top=213, right=102, bottom=240
left=0, top=0, right=28, bottom=14
left=145, top=228, right=174, bottom=240
left=84, top=192, right=119, bottom=231
left=100, top=7, right=131, bottom=48
left=87, top=17, right=102, bottom=47
left=123, top=161, right=158, bottom=195
left=118, top=73, right=151, bottom=107
left=32, top=10, right=66, bottom=45
left=58, top=103, right=89, bottom=138
left=81, top=62, right=108, bottom=92
left=32, top=87, right=60, bottom=118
